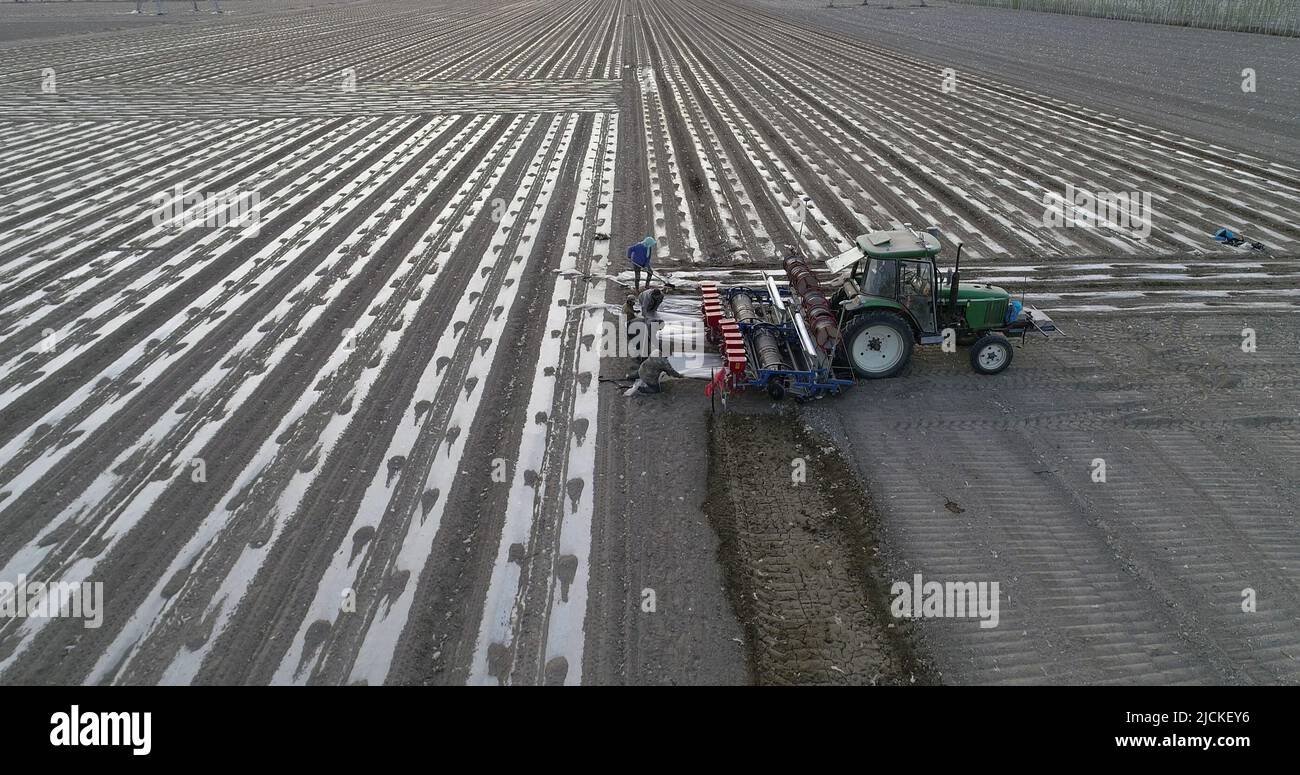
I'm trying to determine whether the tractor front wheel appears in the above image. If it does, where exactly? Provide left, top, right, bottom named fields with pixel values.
left=969, top=333, right=1013, bottom=375
left=845, top=311, right=914, bottom=379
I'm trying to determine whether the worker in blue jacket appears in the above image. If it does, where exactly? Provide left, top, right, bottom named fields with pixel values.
left=627, top=236, right=656, bottom=291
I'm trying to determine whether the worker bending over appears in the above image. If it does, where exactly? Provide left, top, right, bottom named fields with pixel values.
left=631, top=357, right=684, bottom=394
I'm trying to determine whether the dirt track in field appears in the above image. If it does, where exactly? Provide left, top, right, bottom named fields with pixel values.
left=706, top=411, right=932, bottom=685
left=0, top=0, right=1297, bottom=685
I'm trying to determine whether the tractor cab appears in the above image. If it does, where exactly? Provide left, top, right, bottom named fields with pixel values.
left=828, top=227, right=948, bottom=338
left=854, top=229, right=941, bottom=334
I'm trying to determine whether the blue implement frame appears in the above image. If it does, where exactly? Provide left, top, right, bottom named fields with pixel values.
left=723, top=284, right=854, bottom=400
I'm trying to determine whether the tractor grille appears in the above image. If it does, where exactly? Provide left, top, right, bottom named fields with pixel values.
left=968, top=298, right=1009, bottom=329
left=989, top=299, right=1008, bottom=326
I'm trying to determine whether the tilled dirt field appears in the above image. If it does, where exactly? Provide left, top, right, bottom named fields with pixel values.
left=804, top=311, right=1300, bottom=684
left=0, top=0, right=1297, bottom=685
left=749, top=0, right=1300, bottom=166
left=706, top=411, right=931, bottom=685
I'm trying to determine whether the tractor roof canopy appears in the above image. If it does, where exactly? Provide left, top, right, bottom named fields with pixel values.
left=855, top=229, right=941, bottom=260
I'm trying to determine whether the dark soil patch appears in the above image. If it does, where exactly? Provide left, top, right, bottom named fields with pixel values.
left=704, top=408, right=936, bottom=685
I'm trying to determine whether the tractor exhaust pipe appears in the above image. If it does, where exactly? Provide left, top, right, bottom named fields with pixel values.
left=948, top=242, right=963, bottom=318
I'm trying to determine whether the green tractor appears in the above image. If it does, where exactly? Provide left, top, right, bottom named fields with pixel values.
left=827, top=227, right=1058, bottom=379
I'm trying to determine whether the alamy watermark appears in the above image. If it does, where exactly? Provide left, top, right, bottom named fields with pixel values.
left=50, top=706, right=151, bottom=756
left=1042, top=183, right=1152, bottom=238
left=150, top=184, right=261, bottom=235
left=891, top=573, right=1000, bottom=629
left=599, top=315, right=708, bottom=366
left=0, top=575, right=104, bottom=629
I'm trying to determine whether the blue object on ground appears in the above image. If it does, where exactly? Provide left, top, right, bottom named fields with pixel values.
left=1006, top=299, right=1023, bottom=325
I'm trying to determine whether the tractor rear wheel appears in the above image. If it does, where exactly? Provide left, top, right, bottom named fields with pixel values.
left=845, top=311, right=913, bottom=379
left=970, top=333, right=1013, bottom=375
